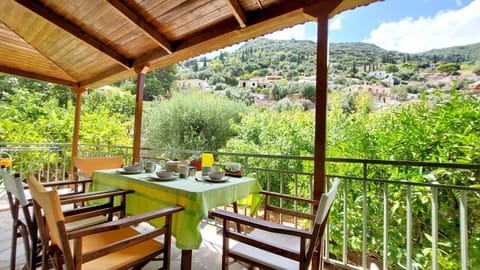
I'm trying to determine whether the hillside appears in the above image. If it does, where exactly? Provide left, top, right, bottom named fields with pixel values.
left=177, top=38, right=480, bottom=100
left=182, top=39, right=480, bottom=78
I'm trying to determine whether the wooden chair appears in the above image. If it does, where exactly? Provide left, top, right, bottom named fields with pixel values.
left=211, top=178, right=340, bottom=270
left=2, top=170, right=133, bottom=270
left=27, top=173, right=184, bottom=270
left=73, top=156, right=124, bottom=180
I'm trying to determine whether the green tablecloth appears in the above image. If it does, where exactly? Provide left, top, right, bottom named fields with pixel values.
left=90, top=169, right=262, bottom=249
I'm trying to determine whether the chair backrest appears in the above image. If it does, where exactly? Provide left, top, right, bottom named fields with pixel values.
left=73, top=156, right=124, bottom=178
left=306, top=178, right=340, bottom=264
left=26, top=174, right=72, bottom=259
left=1, top=169, right=28, bottom=206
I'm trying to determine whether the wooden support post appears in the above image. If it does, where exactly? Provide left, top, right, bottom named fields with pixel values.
left=313, top=12, right=330, bottom=270
left=71, top=86, right=87, bottom=179
left=132, top=65, right=150, bottom=163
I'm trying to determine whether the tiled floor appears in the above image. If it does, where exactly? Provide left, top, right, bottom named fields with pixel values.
left=0, top=193, right=245, bottom=269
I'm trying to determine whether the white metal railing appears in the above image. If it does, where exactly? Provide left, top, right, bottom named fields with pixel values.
left=1, top=143, right=479, bottom=269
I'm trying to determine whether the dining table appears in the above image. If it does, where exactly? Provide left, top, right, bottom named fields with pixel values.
left=90, top=169, right=262, bottom=270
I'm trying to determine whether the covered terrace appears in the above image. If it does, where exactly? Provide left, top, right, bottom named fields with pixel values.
left=0, top=0, right=408, bottom=269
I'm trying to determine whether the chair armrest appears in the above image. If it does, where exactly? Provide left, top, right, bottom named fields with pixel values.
left=41, top=179, right=93, bottom=188
left=24, top=188, right=132, bottom=207
left=23, top=179, right=93, bottom=191
left=67, top=205, right=185, bottom=239
left=58, top=189, right=134, bottom=205
left=211, top=209, right=311, bottom=238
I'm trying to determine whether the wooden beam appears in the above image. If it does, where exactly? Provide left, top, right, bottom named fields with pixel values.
left=303, top=0, right=343, bottom=18
left=312, top=12, right=329, bottom=270
left=106, top=0, right=173, bottom=54
left=314, top=14, right=328, bottom=201
left=256, top=0, right=264, bottom=10
left=71, top=87, right=87, bottom=167
left=14, top=0, right=132, bottom=68
left=133, top=1, right=311, bottom=69
left=0, top=65, right=77, bottom=87
left=225, top=0, right=247, bottom=28
left=132, top=64, right=150, bottom=163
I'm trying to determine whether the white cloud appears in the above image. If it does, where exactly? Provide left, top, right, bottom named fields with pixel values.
left=330, top=17, right=342, bottom=30
left=264, top=24, right=307, bottom=40
left=363, top=0, right=480, bottom=53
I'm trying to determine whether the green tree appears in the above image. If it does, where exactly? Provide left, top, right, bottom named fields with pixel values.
left=142, top=91, right=249, bottom=156
left=436, top=63, right=460, bottom=75
left=473, top=63, right=480, bottom=75
left=385, top=64, right=399, bottom=73
left=142, top=65, right=178, bottom=100
left=299, top=83, right=316, bottom=101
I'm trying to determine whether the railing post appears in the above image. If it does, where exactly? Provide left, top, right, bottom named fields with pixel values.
left=343, top=179, right=348, bottom=266
left=460, top=190, right=468, bottom=270
left=406, top=185, right=412, bottom=270
left=362, top=162, right=368, bottom=269
left=383, top=183, right=389, bottom=270
left=431, top=187, right=438, bottom=270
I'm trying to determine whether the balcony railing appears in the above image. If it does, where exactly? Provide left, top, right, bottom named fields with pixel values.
left=1, top=142, right=479, bottom=270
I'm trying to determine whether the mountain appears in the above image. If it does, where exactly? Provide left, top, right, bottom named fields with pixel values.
left=419, top=43, right=480, bottom=64
left=231, top=39, right=480, bottom=75
left=180, top=39, right=480, bottom=87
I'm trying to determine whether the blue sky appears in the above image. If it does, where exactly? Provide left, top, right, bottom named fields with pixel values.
left=264, top=0, right=480, bottom=53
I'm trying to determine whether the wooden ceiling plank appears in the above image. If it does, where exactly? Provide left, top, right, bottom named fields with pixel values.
left=174, top=1, right=311, bottom=52
left=105, top=0, right=173, bottom=54
left=225, top=0, right=247, bottom=28
left=128, top=0, right=188, bottom=24
left=164, top=5, right=232, bottom=39
left=0, top=64, right=76, bottom=87
left=14, top=0, right=132, bottom=68
left=133, top=10, right=307, bottom=73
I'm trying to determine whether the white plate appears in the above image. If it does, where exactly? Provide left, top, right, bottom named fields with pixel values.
left=148, top=173, right=179, bottom=181
left=116, top=168, right=145, bottom=174
left=202, top=175, right=229, bottom=182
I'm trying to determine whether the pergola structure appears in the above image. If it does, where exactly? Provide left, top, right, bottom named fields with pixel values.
left=1, top=0, right=382, bottom=268
left=0, top=0, right=379, bottom=241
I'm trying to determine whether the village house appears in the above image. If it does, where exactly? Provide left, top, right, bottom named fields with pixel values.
left=238, top=75, right=283, bottom=89
left=344, top=84, right=392, bottom=103
left=177, top=79, right=210, bottom=91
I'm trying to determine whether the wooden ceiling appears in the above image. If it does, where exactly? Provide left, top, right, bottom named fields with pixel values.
left=0, top=0, right=379, bottom=89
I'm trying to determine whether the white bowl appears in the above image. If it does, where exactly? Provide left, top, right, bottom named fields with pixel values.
left=156, top=170, right=174, bottom=178
left=123, top=165, right=140, bottom=171
left=208, top=171, right=225, bottom=180
left=225, top=162, right=241, bottom=172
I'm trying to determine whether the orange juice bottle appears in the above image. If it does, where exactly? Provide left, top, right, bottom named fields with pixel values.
left=201, top=153, right=214, bottom=168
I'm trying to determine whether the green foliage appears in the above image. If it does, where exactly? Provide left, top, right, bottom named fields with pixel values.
left=0, top=89, right=73, bottom=143
left=142, top=91, right=249, bottom=157
left=221, top=109, right=315, bottom=198
left=221, top=87, right=480, bottom=269
left=224, top=88, right=254, bottom=106
left=80, top=89, right=135, bottom=146
left=473, top=64, right=480, bottom=75
left=436, top=63, right=461, bottom=75
left=299, top=83, right=316, bottom=101
left=273, top=98, right=304, bottom=112
left=385, top=64, right=400, bottom=73
left=0, top=85, right=133, bottom=146
left=143, top=65, right=178, bottom=100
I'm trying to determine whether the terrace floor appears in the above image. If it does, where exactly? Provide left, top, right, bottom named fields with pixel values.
left=0, top=194, right=247, bottom=270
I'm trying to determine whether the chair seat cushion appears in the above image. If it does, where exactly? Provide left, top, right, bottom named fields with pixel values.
left=73, top=227, right=164, bottom=270
left=230, top=229, right=306, bottom=270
